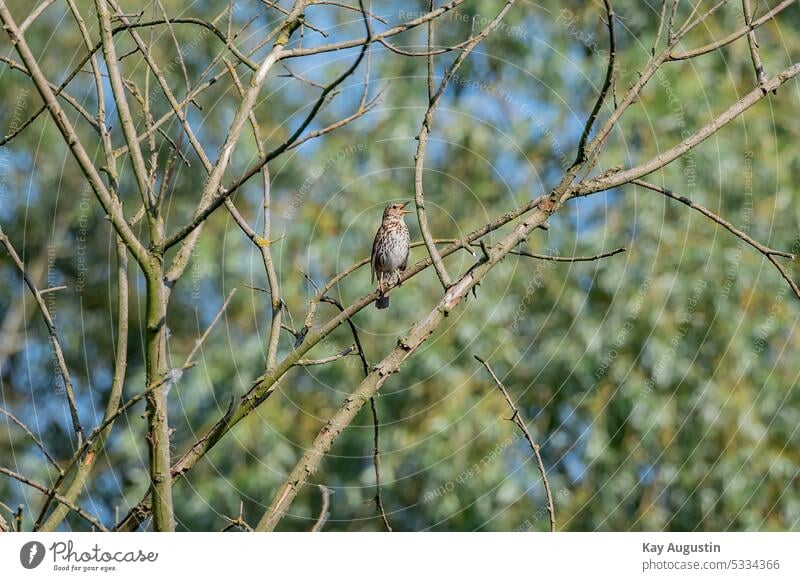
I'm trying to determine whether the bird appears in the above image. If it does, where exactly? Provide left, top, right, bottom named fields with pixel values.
left=371, top=201, right=411, bottom=309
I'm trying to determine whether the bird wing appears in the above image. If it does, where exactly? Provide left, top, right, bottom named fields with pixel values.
left=400, top=227, right=410, bottom=271
left=400, top=242, right=409, bottom=271
left=370, top=227, right=380, bottom=284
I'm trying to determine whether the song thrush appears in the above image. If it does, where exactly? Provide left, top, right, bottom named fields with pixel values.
left=371, top=202, right=411, bottom=309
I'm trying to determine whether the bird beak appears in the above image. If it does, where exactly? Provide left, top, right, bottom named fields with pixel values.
left=400, top=201, right=413, bottom=214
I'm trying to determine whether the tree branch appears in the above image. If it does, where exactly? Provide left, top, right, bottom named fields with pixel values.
left=0, top=227, right=83, bottom=447
left=631, top=179, right=799, bottom=298
left=254, top=190, right=559, bottom=531
left=579, top=62, right=800, bottom=195
left=114, top=194, right=551, bottom=531
left=0, top=407, right=62, bottom=474
left=474, top=356, right=556, bottom=532
left=668, top=0, right=795, bottom=61
left=0, top=2, right=150, bottom=268
left=37, top=239, right=130, bottom=531
left=413, top=0, right=518, bottom=290
left=574, top=0, right=616, bottom=165
left=310, top=485, right=331, bottom=531
left=742, top=0, right=768, bottom=90
left=0, top=467, right=108, bottom=531
left=510, top=246, right=626, bottom=262
left=222, top=59, right=283, bottom=373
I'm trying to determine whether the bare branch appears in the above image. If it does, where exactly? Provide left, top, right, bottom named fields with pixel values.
left=0, top=467, right=108, bottom=531
left=510, top=246, right=627, bottom=262
left=669, top=0, right=795, bottom=61
left=574, top=0, right=616, bottom=165
left=282, top=0, right=468, bottom=59
left=474, top=355, right=555, bottom=532
left=223, top=59, right=282, bottom=373
left=0, top=55, right=102, bottom=134
left=651, top=0, right=669, bottom=56
left=0, top=227, right=83, bottom=447
left=414, top=0, right=518, bottom=290
left=667, top=0, right=680, bottom=44
left=580, top=62, right=800, bottom=195
left=369, top=396, right=392, bottom=532
left=742, top=0, right=768, bottom=90
left=185, top=288, right=238, bottom=367
left=473, top=355, right=556, bottom=533
left=0, top=3, right=150, bottom=268
left=311, top=485, right=331, bottom=531
left=632, top=179, right=798, bottom=298
left=0, top=407, right=62, bottom=474
left=37, top=239, right=130, bottom=531
left=317, top=1, right=387, bottom=23
left=19, top=0, right=56, bottom=32
left=295, top=345, right=357, bottom=366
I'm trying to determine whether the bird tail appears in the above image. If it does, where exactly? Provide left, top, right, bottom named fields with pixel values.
left=376, top=292, right=389, bottom=309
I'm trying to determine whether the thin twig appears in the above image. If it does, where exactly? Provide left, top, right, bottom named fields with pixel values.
left=651, top=0, right=669, bottom=56
left=317, top=1, right=387, bottom=23
left=427, top=0, right=435, bottom=100
left=574, top=0, right=616, bottom=165
left=669, top=0, right=794, bottom=61
left=0, top=227, right=83, bottom=447
left=223, top=59, right=283, bottom=373
left=221, top=501, right=253, bottom=531
left=677, top=0, right=731, bottom=39
left=318, top=294, right=392, bottom=530
left=184, top=288, right=238, bottom=367
left=474, top=356, right=556, bottom=532
left=295, top=345, right=357, bottom=366
left=413, top=0, right=518, bottom=290
left=369, top=396, right=392, bottom=531
left=0, top=408, right=62, bottom=474
left=509, top=246, right=627, bottom=262
left=281, top=0, right=469, bottom=59
left=632, top=179, right=799, bottom=298
left=311, top=485, right=331, bottom=531
left=742, top=0, right=768, bottom=90
left=0, top=467, right=108, bottom=531
left=667, top=0, right=680, bottom=44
